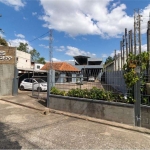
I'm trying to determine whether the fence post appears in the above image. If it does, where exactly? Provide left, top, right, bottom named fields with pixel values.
left=47, top=71, right=50, bottom=107
left=134, top=67, right=141, bottom=127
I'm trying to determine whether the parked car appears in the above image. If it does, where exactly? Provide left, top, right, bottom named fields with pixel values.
left=88, top=76, right=95, bottom=82
left=20, top=78, right=47, bottom=91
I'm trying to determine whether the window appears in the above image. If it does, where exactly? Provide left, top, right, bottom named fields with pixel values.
left=37, top=65, right=40, bottom=69
left=26, top=60, right=27, bottom=62
left=24, top=79, right=30, bottom=82
left=16, top=57, right=18, bottom=61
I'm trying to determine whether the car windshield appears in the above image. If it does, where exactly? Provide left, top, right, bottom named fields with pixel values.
left=35, top=78, right=46, bottom=83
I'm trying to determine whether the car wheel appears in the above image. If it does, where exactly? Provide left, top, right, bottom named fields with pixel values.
left=37, top=87, right=42, bottom=92
left=20, top=86, right=24, bottom=91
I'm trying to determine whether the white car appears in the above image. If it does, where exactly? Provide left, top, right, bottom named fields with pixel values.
left=20, top=78, right=47, bottom=91
left=88, top=76, right=95, bottom=82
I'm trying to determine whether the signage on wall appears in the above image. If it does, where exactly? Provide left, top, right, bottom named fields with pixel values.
left=0, top=51, right=12, bottom=61
left=0, top=46, right=16, bottom=64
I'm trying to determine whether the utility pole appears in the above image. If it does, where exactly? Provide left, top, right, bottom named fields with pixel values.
left=47, top=29, right=53, bottom=108
left=134, top=9, right=142, bottom=55
left=114, top=50, right=116, bottom=71
left=131, top=30, right=133, bottom=54
left=0, top=15, right=3, bottom=37
left=122, top=35, right=125, bottom=65
left=125, top=28, right=128, bottom=58
left=120, top=41, right=123, bottom=69
left=134, top=12, right=137, bottom=55
left=147, top=20, right=150, bottom=54
left=128, top=30, right=131, bottom=53
left=139, top=14, right=142, bottom=54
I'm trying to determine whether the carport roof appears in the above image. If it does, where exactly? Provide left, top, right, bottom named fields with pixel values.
left=41, top=62, right=79, bottom=72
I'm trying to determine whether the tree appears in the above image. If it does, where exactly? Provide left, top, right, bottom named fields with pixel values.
left=29, top=49, right=40, bottom=62
left=0, top=37, right=8, bottom=46
left=37, top=57, right=46, bottom=64
left=17, top=42, right=28, bottom=53
left=105, top=56, right=114, bottom=65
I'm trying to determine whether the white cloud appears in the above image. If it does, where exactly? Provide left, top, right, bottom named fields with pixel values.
left=0, top=0, right=25, bottom=10
left=8, top=39, right=33, bottom=51
left=102, top=54, right=108, bottom=58
left=66, top=46, right=95, bottom=57
left=141, top=44, right=147, bottom=52
left=52, top=58, right=61, bottom=62
left=141, top=4, right=150, bottom=34
left=32, top=12, right=37, bottom=16
left=39, top=0, right=137, bottom=38
left=39, top=44, right=49, bottom=49
left=110, top=50, right=121, bottom=57
left=15, top=33, right=25, bottom=38
left=0, top=32, right=5, bottom=38
left=55, top=46, right=65, bottom=51
left=39, top=36, right=49, bottom=40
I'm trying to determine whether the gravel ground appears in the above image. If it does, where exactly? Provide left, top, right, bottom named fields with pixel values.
left=0, top=100, right=150, bottom=149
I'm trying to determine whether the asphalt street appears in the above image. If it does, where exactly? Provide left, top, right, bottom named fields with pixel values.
left=0, top=100, right=150, bottom=149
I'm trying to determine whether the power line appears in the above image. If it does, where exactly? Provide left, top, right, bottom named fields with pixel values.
left=29, top=31, right=50, bottom=43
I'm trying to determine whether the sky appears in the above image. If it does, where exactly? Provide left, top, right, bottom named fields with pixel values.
left=0, top=0, right=150, bottom=62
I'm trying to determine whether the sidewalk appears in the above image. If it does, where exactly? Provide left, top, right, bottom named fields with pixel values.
left=0, top=90, right=150, bottom=135
left=0, top=91, right=47, bottom=112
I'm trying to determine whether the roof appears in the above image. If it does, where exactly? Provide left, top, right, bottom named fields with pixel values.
left=40, top=62, right=79, bottom=72
left=73, top=55, right=90, bottom=59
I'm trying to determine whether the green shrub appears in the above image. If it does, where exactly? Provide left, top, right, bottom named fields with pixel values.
left=50, top=87, right=132, bottom=104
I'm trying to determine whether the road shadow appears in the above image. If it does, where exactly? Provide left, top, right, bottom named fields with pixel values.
left=0, top=122, right=22, bottom=149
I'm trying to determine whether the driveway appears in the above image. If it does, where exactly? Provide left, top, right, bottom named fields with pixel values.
left=0, top=100, right=150, bottom=149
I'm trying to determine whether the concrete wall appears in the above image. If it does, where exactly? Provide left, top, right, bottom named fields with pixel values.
left=16, top=50, right=31, bottom=69
left=49, top=95, right=134, bottom=126
left=0, top=64, right=14, bottom=96
left=49, top=95, right=150, bottom=129
left=141, top=106, right=150, bottom=129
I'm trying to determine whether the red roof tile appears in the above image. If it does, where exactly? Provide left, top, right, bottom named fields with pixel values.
left=41, top=62, right=79, bottom=72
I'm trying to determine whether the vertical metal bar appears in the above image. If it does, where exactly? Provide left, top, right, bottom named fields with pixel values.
left=12, top=66, right=18, bottom=96
left=128, top=30, right=131, bottom=53
left=115, top=50, right=116, bottom=71
left=123, top=35, right=125, bottom=65
left=118, top=53, right=120, bottom=71
left=134, top=70, right=141, bottom=127
left=139, top=14, right=141, bottom=54
left=134, top=12, right=137, bottom=55
left=131, top=30, right=133, bottom=54
left=125, top=28, right=128, bottom=58
left=120, top=41, right=122, bottom=69
left=47, top=71, right=50, bottom=108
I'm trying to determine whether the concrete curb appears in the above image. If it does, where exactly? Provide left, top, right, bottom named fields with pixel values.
left=49, top=109, right=150, bottom=135
left=0, top=98, right=150, bottom=134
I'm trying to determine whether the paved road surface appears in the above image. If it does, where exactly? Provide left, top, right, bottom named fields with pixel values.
left=0, top=100, right=150, bottom=149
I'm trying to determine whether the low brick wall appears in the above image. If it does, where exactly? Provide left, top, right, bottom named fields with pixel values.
left=50, top=94, right=135, bottom=126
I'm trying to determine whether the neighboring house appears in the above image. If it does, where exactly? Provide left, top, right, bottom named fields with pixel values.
left=31, top=61, right=44, bottom=71
left=41, top=62, right=80, bottom=83
left=69, top=55, right=103, bottom=81
left=16, top=50, right=31, bottom=71
left=104, top=53, right=125, bottom=71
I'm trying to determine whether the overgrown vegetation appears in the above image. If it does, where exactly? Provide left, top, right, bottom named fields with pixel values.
left=104, top=56, right=114, bottom=65
left=123, top=52, right=149, bottom=88
left=0, top=37, right=8, bottom=46
left=123, top=52, right=150, bottom=104
left=50, top=87, right=134, bottom=104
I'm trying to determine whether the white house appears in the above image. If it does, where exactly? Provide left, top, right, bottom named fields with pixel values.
left=16, top=50, right=31, bottom=70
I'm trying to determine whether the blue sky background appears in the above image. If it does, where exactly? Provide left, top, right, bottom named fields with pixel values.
left=0, top=0, right=150, bottom=62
